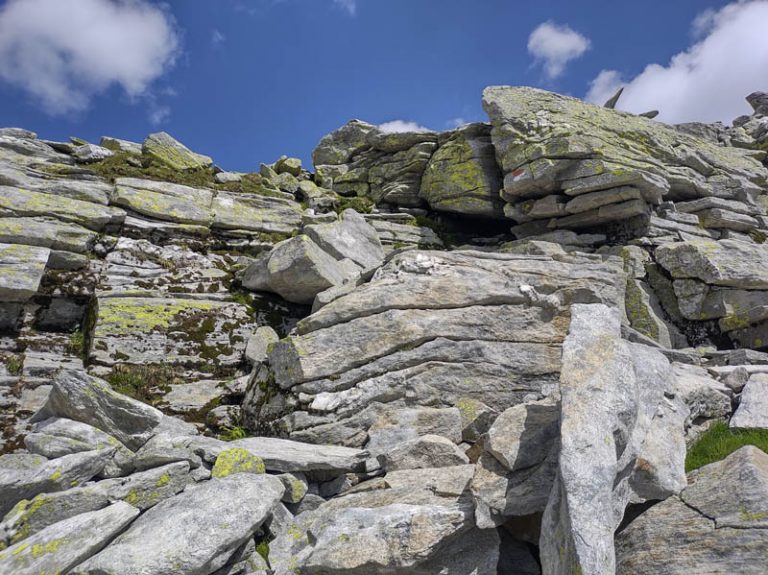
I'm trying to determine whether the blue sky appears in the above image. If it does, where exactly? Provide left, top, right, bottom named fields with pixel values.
left=0, top=0, right=765, bottom=171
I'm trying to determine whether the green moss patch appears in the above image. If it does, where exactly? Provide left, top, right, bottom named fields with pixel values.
left=686, top=421, right=768, bottom=472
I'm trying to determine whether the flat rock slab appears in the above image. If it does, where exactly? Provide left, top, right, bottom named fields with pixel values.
left=0, top=242, right=49, bottom=301
left=0, top=449, right=114, bottom=517
left=0, top=502, right=139, bottom=575
left=657, top=239, right=768, bottom=289
left=89, top=296, right=254, bottom=370
left=229, top=437, right=368, bottom=475
left=75, top=474, right=284, bottom=575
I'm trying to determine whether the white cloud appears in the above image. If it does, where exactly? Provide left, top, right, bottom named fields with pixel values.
left=528, top=21, right=590, bottom=79
left=212, top=29, right=226, bottom=47
left=148, top=104, right=171, bottom=126
left=0, top=0, right=179, bottom=115
left=447, top=117, right=469, bottom=129
left=333, top=0, right=356, bottom=16
left=586, top=0, right=768, bottom=124
left=379, top=120, right=431, bottom=134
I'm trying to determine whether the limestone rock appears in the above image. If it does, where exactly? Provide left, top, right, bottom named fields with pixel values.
left=73, top=143, right=114, bottom=163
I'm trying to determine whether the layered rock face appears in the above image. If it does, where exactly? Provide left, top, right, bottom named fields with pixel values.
left=3, top=86, right=768, bottom=574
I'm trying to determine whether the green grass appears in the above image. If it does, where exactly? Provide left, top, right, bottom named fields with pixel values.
left=255, top=540, right=270, bottom=562
left=105, top=364, right=178, bottom=403
left=5, top=354, right=23, bottom=376
left=685, top=421, right=768, bottom=472
left=336, top=195, right=374, bottom=214
left=79, top=152, right=216, bottom=188
left=67, top=329, right=85, bottom=357
left=219, top=426, right=249, bottom=441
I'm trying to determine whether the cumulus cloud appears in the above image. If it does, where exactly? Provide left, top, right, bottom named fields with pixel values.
left=0, top=0, right=180, bottom=115
left=333, top=0, right=356, bottom=16
left=447, top=117, right=469, bottom=129
left=586, top=0, right=768, bottom=124
left=379, top=120, right=431, bottom=134
left=528, top=21, right=590, bottom=79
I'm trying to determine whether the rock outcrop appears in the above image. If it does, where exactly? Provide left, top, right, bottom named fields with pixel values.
left=3, top=83, right=768, bottom=573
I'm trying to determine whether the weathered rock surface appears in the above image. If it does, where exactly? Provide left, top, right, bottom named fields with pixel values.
left=617, top=446, right=768, bottom=574
left=75, top=474, right=284, bottom=575
left=32, top=370, right=163, bottom=450
left=730, top=373, right=768, bottom=428
left=142, top=131, right=213, bottom=171
left=540, top=304, right=687, bottom=575
left=0, top=502, right=139, bottom=575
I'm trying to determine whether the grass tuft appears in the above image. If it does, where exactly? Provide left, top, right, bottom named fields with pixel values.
left=105, top=364, right=178, bottom=403
left=219, top=426, right=249, bottom=442
left=685, top=421, right=768, bottom=472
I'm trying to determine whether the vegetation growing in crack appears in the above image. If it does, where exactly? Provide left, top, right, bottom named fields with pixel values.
left=685, top=421, right=768, bottom=472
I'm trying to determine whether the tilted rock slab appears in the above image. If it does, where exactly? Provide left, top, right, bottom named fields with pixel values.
left=32, top=370, right=163, bottom=451
left=0, top=502, right=139, bottom=575
left=539, top=303, right=688, bottom=575
left=75, top=474, right=284, bottom=575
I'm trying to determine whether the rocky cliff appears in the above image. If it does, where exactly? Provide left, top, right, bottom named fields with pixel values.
left=2, top=86, right=768, bottom=574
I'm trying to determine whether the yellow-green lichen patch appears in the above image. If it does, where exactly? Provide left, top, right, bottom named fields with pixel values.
left=211, top=448, right=266, bottom=478
left=93, top=298, right=219, bottom=337
left=155, top=473, right=171, bottom=488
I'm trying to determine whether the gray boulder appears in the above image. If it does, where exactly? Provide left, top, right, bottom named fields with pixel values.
left=75, top=474, right=284, bottom=575
left=32, top=370, right=163, bottom=450
left=265, top=235, right=360, bottom=304
left=304, top=209, right=385, bottom=271
left=0, top=449, right=114, bottom=517
left=0, top=502, right=139, bottom=575
left=731, top=373, right=768, bottom=429
left=616, top=446, right=768, bottom=574
left=142, top=131, right=213, bottom=171
left=540, top=304, right=688, bottom=575
left=376, top=434, right=469, bottom=471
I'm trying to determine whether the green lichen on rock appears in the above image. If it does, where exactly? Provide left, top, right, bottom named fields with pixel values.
left=419, top=130, right=504, bottom=218
left=211, top=448, right=265, bottom=478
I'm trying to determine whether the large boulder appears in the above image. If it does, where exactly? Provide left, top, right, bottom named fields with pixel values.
left=32, top=370, right=164, bottom=450
left=269, top=465, right=499, bottom=575
left=142, top=131, right=213, bottom=171
left=539, top=304, right=688, bottom=575
left=482, top=86, right=767, bottom=233
left=0, top=502, right=139, bottom=575
left=75, top=474, right=284, bottom=575
left=249, top=248, right=624, bottom=446
left=616, top=446, right=768, bottom=574
left=419, top=123, right=505, bottom=217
